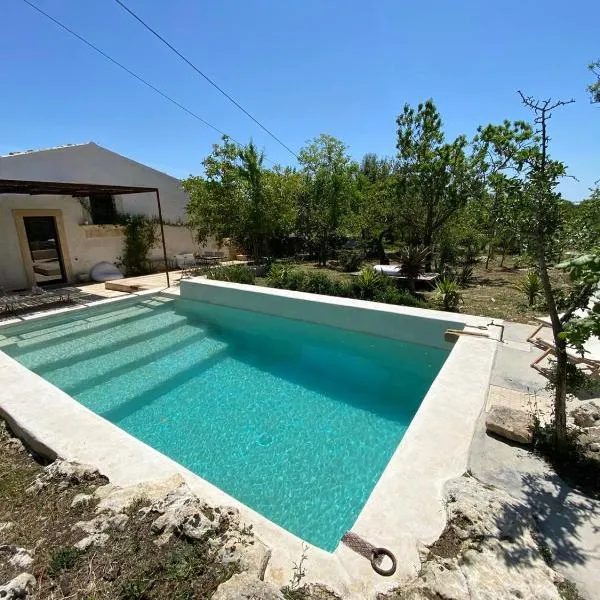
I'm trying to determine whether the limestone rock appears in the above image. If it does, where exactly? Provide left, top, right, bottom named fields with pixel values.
left=74, top=533, right=109, bottom=551
left=0, top=546, right=33, bottom=570
left=486, top=405, right=533, bottom=444
left=147, top=486, right=218, bottom=544
left=93, top=474, right=186, bottom=513
left=217, top=535, right=270, bottom=578
left=212, top=573, right=285, bottom=600
left=570, top=400, right=600, bottom=428
left=5, top=438, right=26, bottom=453
left=74, top=513, right=128, bottom=535
left=382, top=476, right=565, bottom=600
left=0, top=573, right=36, bottom=599
left=0, top=523, right=13, bottom=535
left=27, top=459, right=106, bottom=493
left=70, top=493, right=92, bottom=508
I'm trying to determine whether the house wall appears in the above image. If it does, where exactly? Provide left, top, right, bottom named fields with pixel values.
left=0, top=193, right=215, bottom=291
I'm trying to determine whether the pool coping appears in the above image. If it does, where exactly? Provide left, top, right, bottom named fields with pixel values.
left=0, top=286, right=498, bottom=598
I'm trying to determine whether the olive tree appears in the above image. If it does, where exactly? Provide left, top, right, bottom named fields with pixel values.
left=183, top=137, right=296, bottom=260
left=297, top=134, right=356, bottom=265
left=395, top=100, right=484, bottom=271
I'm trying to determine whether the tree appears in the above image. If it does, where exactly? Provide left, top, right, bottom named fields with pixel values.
left=564, top=189, right=600, bottom=251
left=350, top=153, right=396, bottom=264
left=395, top=100, right=484, bottom=271
left=558, top=248, right=600, bottom=354
left=183, top=137, right=296, bottom=260
left=297, top=134, right=356, bottom=265
left=589, top=60, right=600, bottom=103
left=479, top=94, right=575, bottom=451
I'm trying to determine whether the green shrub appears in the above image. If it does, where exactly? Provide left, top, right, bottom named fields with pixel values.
left=120, top=214, right=158, bottom=276
left=513, top=253, right=537, bottom=269
left=353, top=266, right=385, bottom=300
left=517, top=270, right=543, bottom=306
left=434, top=277, right=463, bottom=311
left=206, top=265, right=255, bottom=284
left=301, top=271, right=341, bottom=295
left=48, top=547, right=81, bottom=577
left=374, top=286, right=428, bottom=308
left=267, top=264, right=291, bottom=288
left=338, top=249, right=364, bottom=273
left=457, top=263, right=475, bottom=287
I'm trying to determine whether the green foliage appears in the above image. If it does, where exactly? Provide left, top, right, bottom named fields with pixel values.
left=517, top=270, right=543, bottom=306
left=206, top=264, right=255, bottom=284
left=589, top=59, right=600, bottom=104
left=48, top=547, right=81, bottom=577
left=456, top=263, right=475, bottom=287
left=120, top=214, right=158, bottom=276
left=301, top=271, right=341, bottom=295
left=373, top=285, right=428, bottom=308
left=564, top=189, right=600, bottom=251
left=557, top=248, right=600, bottom=354
left=338, top=249, right=364, bottom=272
left=396, top=100, right=485, bottom=267
left=183, top=137, right=297, bottom=259
left=297, top=134, right=356, bottom=265
left=513, top=253, right=537, bottom=269
left=399, top=246, right=429, bottom=278
left=265, top=263, right=426, bottom=308
left=434, top=277, right=463, bottom=311
left=267, top=264, right=292, bottom=288
left=353, top=266, right=385, bottom=300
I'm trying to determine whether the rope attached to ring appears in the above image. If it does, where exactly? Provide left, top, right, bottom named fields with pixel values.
left=341, top=531, right=397, bottom=577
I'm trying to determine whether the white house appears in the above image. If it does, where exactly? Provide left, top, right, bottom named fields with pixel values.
left=0, top=142, right=217, bottom=291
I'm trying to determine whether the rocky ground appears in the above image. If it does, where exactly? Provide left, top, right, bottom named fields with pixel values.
left=2, top=418, right=591, bottom=600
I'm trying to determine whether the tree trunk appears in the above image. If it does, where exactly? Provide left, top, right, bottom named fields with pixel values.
left=485, top=241, right=493, bottom=270
left=536, top=245, right=568, bottom=452
left=377, top=232, right=389, bottom=265
left=500, top=246, right=507, bottom=268
left=423, top=230, right=433, bottom=272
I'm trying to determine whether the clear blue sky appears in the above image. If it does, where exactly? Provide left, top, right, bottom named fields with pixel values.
left=2, top=0, right=599, bottom=200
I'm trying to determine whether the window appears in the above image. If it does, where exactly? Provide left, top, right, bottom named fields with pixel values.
left=89, top=193, right=118, bottom=224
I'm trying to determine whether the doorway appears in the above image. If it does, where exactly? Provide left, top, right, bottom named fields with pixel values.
left=22, top=216, right=67, bottom=285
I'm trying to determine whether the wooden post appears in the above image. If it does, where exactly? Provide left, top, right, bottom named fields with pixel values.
left=155, top=189, right=170, bottom=288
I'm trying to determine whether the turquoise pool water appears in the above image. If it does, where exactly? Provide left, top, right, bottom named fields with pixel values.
left=0, top=295, right=449, bottom=551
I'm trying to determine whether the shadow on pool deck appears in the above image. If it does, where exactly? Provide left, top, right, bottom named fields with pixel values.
left=471, top=321, right=600, bottom=600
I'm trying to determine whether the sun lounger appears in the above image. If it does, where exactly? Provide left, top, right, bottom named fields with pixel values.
left=528, top=316, right=600, bottom=377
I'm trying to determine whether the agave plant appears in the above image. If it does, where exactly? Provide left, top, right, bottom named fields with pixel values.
left=434, top=277, right=463, bottom=312
left=354, top=266, right=385, bottom=300
left=400, top=246, right=431, bottom=292
left=517, top=270, right=543, bottom=306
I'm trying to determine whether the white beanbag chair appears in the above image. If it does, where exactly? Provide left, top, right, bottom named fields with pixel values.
left=90, top=261, right=124, bottom=282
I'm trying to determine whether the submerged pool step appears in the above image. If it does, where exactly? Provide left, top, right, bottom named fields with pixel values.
left=74, top=335, right=230, bottom=419
left=8, top=307, right=188, bottom=370
left=62, top=323, right=210, bottom=397
left=1, top=300, right=167, bottom=353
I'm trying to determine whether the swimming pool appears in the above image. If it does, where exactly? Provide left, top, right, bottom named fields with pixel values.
left=0, top=294, right=449, bottom=551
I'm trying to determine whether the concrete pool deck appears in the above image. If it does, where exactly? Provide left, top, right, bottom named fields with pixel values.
left=0, top=283, right=499, bottom=598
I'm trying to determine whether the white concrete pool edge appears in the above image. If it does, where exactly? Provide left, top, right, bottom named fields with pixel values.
left=0, top=285, right=498, bottom=598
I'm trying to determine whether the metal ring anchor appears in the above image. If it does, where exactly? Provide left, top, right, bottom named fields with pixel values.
left=370, top=547, right=397, bottom=577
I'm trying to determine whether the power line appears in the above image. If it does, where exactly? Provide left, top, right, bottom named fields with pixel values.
left=111, top=0, right=299, bottom=160
left=20, top=0, right=268, bottom=159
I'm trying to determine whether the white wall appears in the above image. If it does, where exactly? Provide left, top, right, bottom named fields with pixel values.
left=0, top=193, right=216, bottom=290
left=0, top=142, right=189, bottom=222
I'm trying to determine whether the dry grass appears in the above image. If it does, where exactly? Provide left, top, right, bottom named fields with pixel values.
left=434, top=256, right=571, bottom=323
left=0, top=420, right=237, bottom=599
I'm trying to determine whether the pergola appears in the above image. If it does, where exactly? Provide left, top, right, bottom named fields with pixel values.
left=0, top=178, right=170, bottom=287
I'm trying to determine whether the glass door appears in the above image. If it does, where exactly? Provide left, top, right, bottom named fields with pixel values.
left=22, top=216, right=67, bottom=285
